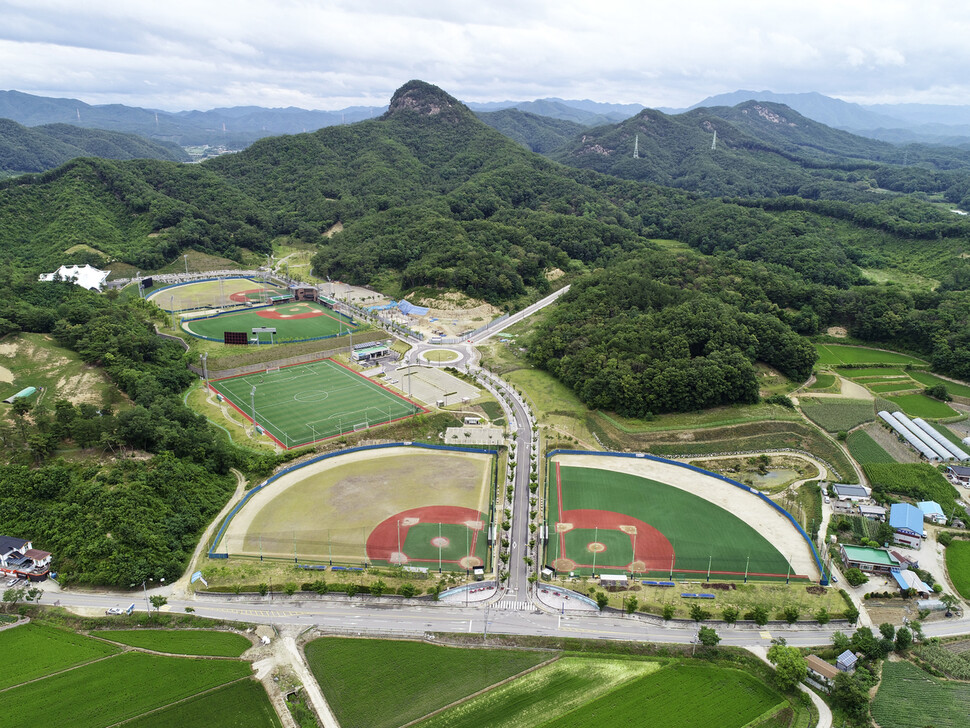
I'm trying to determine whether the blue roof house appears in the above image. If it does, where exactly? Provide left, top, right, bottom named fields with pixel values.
left=917, top=501, right=946, bottom=524
left=889, top=503, right=925, bottom=549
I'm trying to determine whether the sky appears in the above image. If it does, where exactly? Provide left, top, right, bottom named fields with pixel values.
left=1, top=0, right=969, bottom=112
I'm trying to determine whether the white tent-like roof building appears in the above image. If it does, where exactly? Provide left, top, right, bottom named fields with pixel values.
left=38, top=264, right=108, bottom=292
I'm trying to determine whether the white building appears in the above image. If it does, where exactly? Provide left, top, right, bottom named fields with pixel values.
left=38, top=264, right=108, bottom=292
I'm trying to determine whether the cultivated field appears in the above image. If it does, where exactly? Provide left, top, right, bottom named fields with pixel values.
left=415, top=656, right=660, bottom=728
left=799, top=398, right=875, bottom=432
left=305, top=637, right=548, bottom=728
left=184, top=301, right=356, bottom=342
left=147, top=277, right=281, bottom=311
left=0, top=623, right=119, bottom=688
left=872, top=660, right=970, bottom=728
left=846, top=429, right=895, bottom=465
left=884, top=392, right=959, bottom=418
left=909, top=370, right=970, bottom=399
left=209, top=359, right=423, bottom=447
left=815, top=344, right=926, bottom=366
left=547, top=455, right=816, bottom=580
left=946, top=540, right=970, bottom=599
left=121, top=680, right=282, bottom=728
left=96, top=629, right=252, bottom=656
left=220, top=446, right=494, bottom=569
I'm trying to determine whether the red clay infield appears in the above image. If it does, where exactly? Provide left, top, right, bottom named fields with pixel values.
left=555, top=508, right=673, bottom=571
left=228, top=288, right=274, bottom=303
left=256, top=308, right=325, bottom=320
left=367, top=505, right=484, bottom=565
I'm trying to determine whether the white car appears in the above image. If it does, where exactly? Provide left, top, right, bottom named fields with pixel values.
left=823, top=497, right=830, bottom=504
left=105, top=607, right=125, bottom=615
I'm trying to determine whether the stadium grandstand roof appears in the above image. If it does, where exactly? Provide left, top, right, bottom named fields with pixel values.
left=38, top=264, right=108, bottom=291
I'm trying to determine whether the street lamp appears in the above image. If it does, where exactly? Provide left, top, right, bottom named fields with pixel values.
left=130, top=576, right=165, bottom=616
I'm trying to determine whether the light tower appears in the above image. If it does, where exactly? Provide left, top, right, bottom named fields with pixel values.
left=633, top=134, right=639, bottom=159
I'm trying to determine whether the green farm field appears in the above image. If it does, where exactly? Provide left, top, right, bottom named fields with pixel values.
left=548, top=461, right=804, bottom=579
left=415, top=656, right=660, bottom=728
left=96, top=629, right=252, bottom=656
left=869, top=381, right=917, bottom=393
left=121, top=680, right=282, bottom=728
left=305, top=637, right=549, bottom=728
left=872, top=660, right=970, bottom=728
left=799, top=398, right=874, bottom=432
left=908, top=370, right=970, bottom=399
left=946, top=540, right=970, bottom=600
left=210, top=358, right=423, bottom=447
left=184, top=300, right=356, bottom=342
left=846, top=430, right=895, bottom=465
left=815, top=344, right=926, bottom=366
left=0, top=624, right=119, bottom=689
left=221, top=447, right=493, bottom=569
left=835, top=367, right=908, bottom=379
left=885, top=392, right=959, bottom=418
left=807, top=373, right=835, bottom=390
left=147, top=277, right=281, bottom=311
left=547, top=663, right=787, bottom=728
left=0, top=650, right=254, bottom=728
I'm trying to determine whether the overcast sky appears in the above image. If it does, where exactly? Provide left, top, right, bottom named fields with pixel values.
left=2, top=0, right=968, bottom=111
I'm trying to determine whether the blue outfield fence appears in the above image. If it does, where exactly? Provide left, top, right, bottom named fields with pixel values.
left=207, top=442, right=499, bottom=559
left=545, top=449, right=830, bottom=585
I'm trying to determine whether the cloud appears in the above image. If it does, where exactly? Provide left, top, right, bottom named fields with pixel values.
left=0, top=0, right=969, bottom=110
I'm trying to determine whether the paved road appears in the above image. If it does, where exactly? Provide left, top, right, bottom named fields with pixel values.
left=471, top=285, right=569, bottom=343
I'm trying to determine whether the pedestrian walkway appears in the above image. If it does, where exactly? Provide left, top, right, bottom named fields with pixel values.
left=494, top=599, right=532, bottom=611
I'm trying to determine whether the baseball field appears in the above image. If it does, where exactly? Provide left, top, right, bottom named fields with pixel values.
left=547, top=454, right=816, bottom=580
left=209, top=359, right=424, bottom=448
left=184, top=301, right=356, bottom=342
left=147, top=277, right=281, bottom=311
left=219, top=446, right=495, bottom=569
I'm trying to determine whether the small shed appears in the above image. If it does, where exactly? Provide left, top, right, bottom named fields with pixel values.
left=890, top=569, right=932, bottom=597
left=599, top=574, right=628, bottom=589
left=805, top=655, right=838, bottom=686
left=832, top=483, right=870, bottom=501
left=836, top=650, right=857, bottom=673
left=3, top=386, right=36, bottom=404
left=857, top=504, right=887, bottom=521
left=917, top=501, right=946, bottom=524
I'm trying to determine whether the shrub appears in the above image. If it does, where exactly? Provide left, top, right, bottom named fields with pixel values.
left=845, top=568, right=869, bottom=586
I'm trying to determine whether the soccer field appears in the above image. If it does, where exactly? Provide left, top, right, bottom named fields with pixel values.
left=547, top=459, right=810, bottom=580
left=210, top=359, right=424, bottom=448
left=147, top=277, right=281, bottom=311
left=183, top=301, right=356, bottom=342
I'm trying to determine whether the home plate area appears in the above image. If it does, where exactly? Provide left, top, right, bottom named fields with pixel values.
left=366, top=505, right=488, bottom=570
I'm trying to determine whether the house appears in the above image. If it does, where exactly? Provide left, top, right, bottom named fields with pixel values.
left=0, top=535, right=51, bottom=581
left=857, top=504, right=887, bottom=521
left=890, top=569, right=933, bottom=597
left=839, top=544, right=900, bottom=574
left=917, top=500, right=946, bottom=525
left=805, top=655, right=838, bottom=689
left=946, top=464, right=970, bottom=486
left=38, top=264, right=108, bottom=292
left=889, top=503, right=925, bottom=549
left=889, top=550, right=919, bottom=569
left=831, top=483, right=870, bottom=502
left=837, top=650, right=858, bottom=673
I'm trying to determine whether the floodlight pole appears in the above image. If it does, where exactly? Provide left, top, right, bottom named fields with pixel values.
left=170, top=295, right=175, bottom=330
left=707, top=554, right=712, bottom=582
left=438, top=522, right=442, bottom=573
left=744, top=555, right=749, bottom=583
left=786, top=556, right=792, bottom=585
left=670, top=553, right=674, bottom=581
left=250, top=385, right=256, bottom=436
left=592, top=526, right=598, bottom=575
left=200, top=352, right=208, bottom=385
left=183, top=254, right=188, bottom=275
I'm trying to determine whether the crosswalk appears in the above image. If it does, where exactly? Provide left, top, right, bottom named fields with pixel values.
left=494, top=599, right=532, bottom=611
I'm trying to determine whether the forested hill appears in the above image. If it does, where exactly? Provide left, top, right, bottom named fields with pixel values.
left=475, top=108, right=584, bottom=153
left=546, top=100, right=970, bottom=201
left=0, top=118, right=189, bottom=174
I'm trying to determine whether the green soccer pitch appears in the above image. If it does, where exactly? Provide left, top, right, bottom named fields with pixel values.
left=209, top=359, right=425, bottom=448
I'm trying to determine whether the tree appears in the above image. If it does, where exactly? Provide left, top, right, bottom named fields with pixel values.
left=844, top=604, right=860, bottom=624
left=624, top=596, right=638, bottom=615
left=149, top=595, right=167, bottom=616
left=747, top=605, right=770, bottom=626
left=831, top=672, right=870, bottom=721
left=371, top=579, right=387, bottom=598
left=895, top=626, right=913, bottom=651
left=879, top=622, right=896, bottom=640
left=698, top=626, right=720, bottom=647
left=721, top=606, right=739, bottom=625
left=345, top=583, right=359, bottom=598
left=400, top=583, right=417, bottom=598
left=690, top=603, right=711, bottom=622
left=844, top=568, right=868, bottom=586
left=940, top=593, right=960, bottom=616
left=2, top=587, right=26, bottom=612
left=767, top=644, right=807, bottom=691
left=595, top=592, right=609, bottom=611
left=662, top=603, right=675, bottom=621
left=283, top=582, right=297, bottom=597
left=783, top=605, right=800, bottom=624
left=257, top=583, right=269, bottom=597
left=815, top=607, right=830, bottom=625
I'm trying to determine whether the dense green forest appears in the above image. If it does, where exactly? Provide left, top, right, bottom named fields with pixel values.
left=0, top=118, right=188, bottom=174
left=0, top=279, right=281, bottom=585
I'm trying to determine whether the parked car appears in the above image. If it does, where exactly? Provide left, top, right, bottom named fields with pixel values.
left=823, top=497, right=831, bottom=504
left=105, top=607, right=124, bottom=615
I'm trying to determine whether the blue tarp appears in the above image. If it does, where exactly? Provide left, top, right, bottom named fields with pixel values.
left=398, top=300, right=429, bottom=316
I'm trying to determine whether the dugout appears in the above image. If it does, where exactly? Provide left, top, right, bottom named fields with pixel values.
left=352, top=343, right=391, bottom=362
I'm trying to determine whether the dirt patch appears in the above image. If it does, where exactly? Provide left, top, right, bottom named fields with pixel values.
left=826, top=326, right=848, bottom=338
left=0, top=365, right=12, bottom=384
left=324, top=222, right=344, bottom=238
left=545, top=268, right=565, bottom=281
left=0, top=342, right=19, bottom=356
